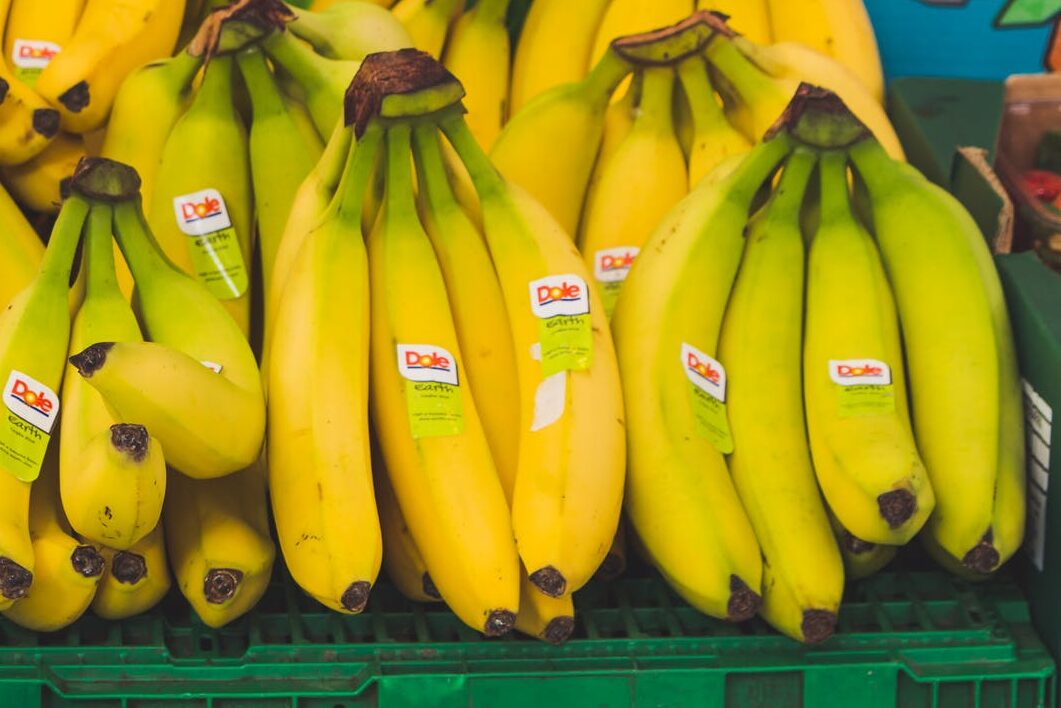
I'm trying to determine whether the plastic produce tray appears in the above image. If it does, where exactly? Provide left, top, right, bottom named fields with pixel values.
left=0, top=567, right=1052, bottom=707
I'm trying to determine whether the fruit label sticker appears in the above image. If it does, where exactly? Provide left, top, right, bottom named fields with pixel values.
left=529, top=274, right=593, bottom=377
left=11, top=39, right=60, bottom=86
left=397, top=344, right=464, bottom=438
left=0, top=370, right=59, bottom=481
left=594, top=247, right=639, bottom=317
left=829, top=359, right=896, bottom=417
left=173, top=189, right=248, bottom=301
left=681, top=344, right=733, bottom=454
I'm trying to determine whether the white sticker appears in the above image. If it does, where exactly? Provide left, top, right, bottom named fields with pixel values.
left=682, top=343, right=726, bottom=403
left=201, top=361, right=224, bottom=375
left=593, top=247, right=639, bottom=283
left=529, top=275, right=590, bottom=318
left=828, top=359, right=892, bottom=387
left=3, top=370, right=59, bottom=434
left=1022, top=378, right=1052, bottom=572
left=531, top=371, right=566, bottom=432
left=173, top=189, right=233, bottom=237
left=1027, top=476, right=1048, bottom=572
left=397, top=345, right=459, bottom=386
left=11, top=39, right=60, bottom=69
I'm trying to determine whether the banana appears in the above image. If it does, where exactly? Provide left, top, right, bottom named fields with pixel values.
left=849, top=135, right=1025, bottom=573
left=164, top=463, right=275, bottom=628
left=237, top=46, right=322, bottom=310
left=596, top=519, right=627, bottom=581
left=375, top=464, right=440, bottom=603
left=441, top=0, right=509, bottom=149
left=580, top=66, right=688, bottom=318
left=0, top=65, right=61, bottom=165
left=696, top=0, right=770, bottom=45
left=369, top=122, right=518, bottom=636
left=412, top=123, right=574, bottom=643
left=803, top=150, right=934, bottom=545
left=611, top=140, right=788, bottom=621
left=1, top=446, right=104, bottom=632
left=765, top=0, right=883, bottom=103
left=267, top=121, right=381, bottom=615
left=34, top=0, right=186, bottom=133
left=91, top=524, right=171, bottom=619
left=443, top=110, right=626, bottom=599
left=0, top=181, right=43, bottom=309
left=0, top=192, right=86, bottom=608
left=718, top=148, right=844, bottom=644
left=676, top=54, right=750, bottom=187
left=287, top=0, right=411, bottom=60
left=491, top=49, right=630, bottom=236
left=829, top=514, right=897, bottom=581
left=2, top=0, right=85, bottom=88
left=391, top=0, right=464, bottom=58
left=591, top=0, right=694, bottom=64
left=702, top=23, right=902, bottom=158
left=509, top=0, right=610, bottom=115
left=262, top=29, right=360, bottom=137
left=148, top=55, right=254, bottom=336
left=60, top=202, right=165, bottom=550
left=0, top=131, right=85, bottom=214
left=591, top=72, right=639, bottom=190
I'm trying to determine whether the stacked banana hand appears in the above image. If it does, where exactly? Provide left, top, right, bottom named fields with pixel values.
left=611, top=85, right=1024, bottom=643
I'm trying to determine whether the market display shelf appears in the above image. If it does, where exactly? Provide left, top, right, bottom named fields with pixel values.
left=0, top=566, right=1052, bottom=708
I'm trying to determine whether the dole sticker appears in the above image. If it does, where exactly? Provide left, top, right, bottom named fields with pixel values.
left=12, top=39, right=60, bottom=69
left=594, top=247, right=639, bottom=284
left=681, top=344, right=733, bottom=454
left=397, top=345, right=459, bottom=386
left=682, top=343, right=727, bottom=402
left=829, top=359, right=892, bottom=387
left=172, top=188, right=248, bottom=300
left=529, top=274, right=590, bottom=318
left=396, top=344, right=463, bottom=438
left=0, top=370, right=59, bottom=481
left=174, top=189, right=232, bottom=236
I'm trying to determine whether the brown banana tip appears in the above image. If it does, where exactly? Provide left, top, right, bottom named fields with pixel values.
left=340, top=581, right=372, bottom=613
left=0, top=557, right=32, bottom=601
left=726, top=575, right=762, bottom=622
left=802, top=609, right=837, bottom=644
left=842, top=530, right=876, bottom=555
left=595, top=552, right=625, bottom=581
left=203, top=568, right=244, bottom=604
left=58, top=81, right=89, bottom=113
left=0, top=77, right=9, bottom=102
left=422, top=573, right=441, bottom=600
left=962, top=530, right=1000, bottom=574
left=543, top=616, right=576, bottom=645
left=483, top=609, right=517, bottom=637
left=69, top=342, right=114, bottom=377
left=32, top=108, right=60, bottom=138
left=70, top=158, right=141, bottom=201
left=71, top=545, right=105, bottom=578
left=878, top=489, right=916, bottom=529
left=528, top=566, right=566, bottom=598
left=345, top=48, right=459, bottom=136
left=110, top=424, right=150, bottom=463
left=111, top=551, right=147, bottom=584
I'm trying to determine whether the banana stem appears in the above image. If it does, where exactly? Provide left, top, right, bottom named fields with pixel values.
left=39, top=195, right=90, bottom=287
left=818, top=151, right=853, bottom=222
left=263, top=30, right=329, bottom=93
left=236, top=47, right=285, bottom=118
left=763, top=148, right=818, bottom=225
left=634, top=67, right=675, bottom=133
left=473, top=0, right=511, bottom=25
left=112, top=201, right=179, bottom=279
left=678, top=55, right=730, bottom=134
left=439, top=111, right=505, bottom=200
left=847, top=137, right=892, bottom=196
left=383, top=123, right=416, bottom=223
left=704, top=37, right=778, bottom=110
left=84, top=203, right=119, bottom=297
left=334, top=125, right=383, bottom=224
left=723, top=133, right=794, bottom=206
left=581, top=50, right=634, bottom=109
left=195, top=55, right=236, bottom=115
left=166, top=49, right=206, bottom=96
left=411, top=123, right=459, bottom=216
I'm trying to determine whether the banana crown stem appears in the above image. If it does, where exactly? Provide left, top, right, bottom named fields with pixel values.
left=264, top=30, right=328, bottom=88
left=581, top=50, right=634, bottom=109
left=818, top=151, right=854, bottom=222
left=236, top=47, right=287, bottom=118
left=84, top=203, right=121, bottom=298
left=440, top=112, right=504, bottom=200
left=704, top=36, right=775, bottom=107
left=847, top=138, right=892, bottom=197
left=193, top=55, right=237, bottom=117
left=332, top=126, right=383, bottom=224
left=761, top=149, right=818, bottom=226
left=39, top=195, right=91, bottom=287
left=472, top=0, right=511, bottom=25
left=411, top=123, right=459, bottom=216
left=112, top=200, right=178, bottom=280
left=383, top=123, right=417, bottom=222
left=677, top=55, right=729, bottom=131
left=633, top=67, right=675, bottom=133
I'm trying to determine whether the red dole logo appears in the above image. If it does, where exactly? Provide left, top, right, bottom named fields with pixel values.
left=687, top=352, right=721, bottom=385
left=17, top=44, right=57, bottom=60
left=834, top=363, right=883, bottom=378
left=403, top=350, right=451, bottom=372
left=537, top=281, right=582, bottom=306
left=598, top=251, right=636, bottom=272
left=9, top=378, right=54, bottom=417
left=180, top=195, right=223, bottom=223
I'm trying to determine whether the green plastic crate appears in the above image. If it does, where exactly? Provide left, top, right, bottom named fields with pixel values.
left=0, top=567, right=1052, bottom=707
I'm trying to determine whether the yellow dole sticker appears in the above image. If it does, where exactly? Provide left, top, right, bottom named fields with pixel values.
left=173, top=188, right=248, bottom=300
left=681, top=343, right=733, bottom=454
left=829, top=358, right=896, bottom=417
left=529, top=274, right=593, bottom=377
left=397, top=344, right=464, bottom=439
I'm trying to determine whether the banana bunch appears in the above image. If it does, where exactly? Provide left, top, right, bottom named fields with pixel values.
left=511, top=0, right=882, bottom=112
left=612, top=85, right=1023, bottom=643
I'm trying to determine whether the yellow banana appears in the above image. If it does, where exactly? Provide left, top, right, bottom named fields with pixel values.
left=803, top=150, right=934, bottom=545
left=591, top=72, right=639, bottom=190
left=0, top=0, right=60, bottom=166
left=164, top=464, right=275, bottom=628
left=0, top=192, right=86, bottom=607
left=375, top=465, right=440, bottom=603
left=509, top=0, right=610, bottom=114
left=60, top=202, right=165, bottom=550
left=513, top=576, right=575, bottom=645
left=369, top=122, right=519, bottom=636
left=0, top=181, right=43, bottom=309
left=696, top=0, right=770, bottom=44
left=2, top=0, right=85, bottom=88
left=829, top=513, right=897, bottom=581
left=596, top=519, right=628, bottom=581
left=591, top=0, right=694, bottom=63
left=267, top=123, right=381, bottom=614
left=34, top=0, right=186, bottom=133
left=580, top=66, right=688, bottom=318
left=719, top=148, right=844, bottom=644
left=0, top=131, right=85, bottom=214
left=147, top=55, right=254, bottom=336
left=391, top=0, right=464, bottom=58
left=287, top=0, right=411, bottom=60
left=491, top=49, right=630, bottom=236
left=91, top=524, right=171, bottom=619
left=676, top=54, right=750, bottom=187
left=765, top=0, right=884, bottom=103
left=442, top=0, right=510, bottom=149
left=1, top=447, right=104, bottom=631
